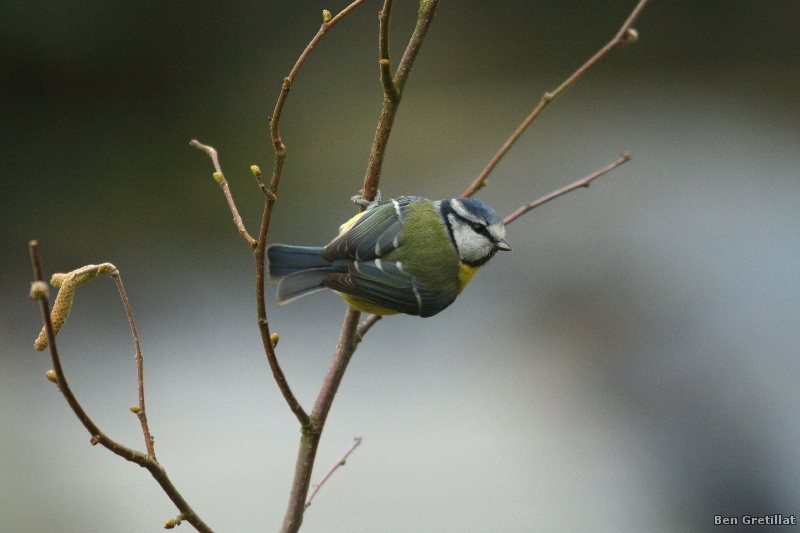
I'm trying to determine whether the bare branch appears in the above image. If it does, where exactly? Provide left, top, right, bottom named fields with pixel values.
left=190, top=140, right=256, bottom=248
left=270, top=0, right=368, bottom=157
left=255, top=4, right=367, bottom=430
left=108, top=268, right=156, bottom=458
left=356, top=314, right=382, bottom=340
left=305, top=437, right=363, bottom=509
left=252, top=2, right=368, bottom=430
left=188, top=138, right=222, bottom=174
left=281, top=308, right=362, bottom=533
left=313, top=307, right=362, bottom=424
left=28, top=241, right=213, bottom=533
left=461, top=0, right=650, bottom=198
left=361, top=0, right=440, bottom=205
left=503, top=153, right=631, bottom=226
left=378, top=0, right=398, bottom=99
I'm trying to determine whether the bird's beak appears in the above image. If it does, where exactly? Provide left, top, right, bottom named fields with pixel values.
left=495, top=238, right=512, bottom=251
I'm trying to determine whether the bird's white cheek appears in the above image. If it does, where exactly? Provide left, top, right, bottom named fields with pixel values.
left=451, top=224, right=491, bottom=263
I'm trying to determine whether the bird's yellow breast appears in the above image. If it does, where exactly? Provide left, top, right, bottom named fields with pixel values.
left=339, top=293, right=400, bottom=316
left=457, top=263, right=479, bottom=293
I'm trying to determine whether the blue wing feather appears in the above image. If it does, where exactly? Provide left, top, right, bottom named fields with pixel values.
left=322, top=197, right=421, bottom=262
left=323, top=258, right=453, bottom=317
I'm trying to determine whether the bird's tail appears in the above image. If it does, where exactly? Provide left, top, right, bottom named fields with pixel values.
left=266, top=244, right=345, bottom=304
left=267, top=245, right=331, bottom=278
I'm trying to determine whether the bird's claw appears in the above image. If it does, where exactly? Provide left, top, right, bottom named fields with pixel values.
left=351, top=189, right=382, bottom=210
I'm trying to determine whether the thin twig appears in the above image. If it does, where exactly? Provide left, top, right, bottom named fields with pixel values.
left=503, top=153, right=630, bottom=226
left=378, top=0, right=398, bottom=99
left=305, top=437, right=363, bottom=509
left=190, top=140, right=308, bottom=425
left=461, top=0, right=650, bottom=198
left=361, top=0, right=440, bottom=205
left=270, top=0, right=367, bottom=154
left=256, top=3, right=366, bottom=430
left=108, top=268, right=156, bottom=458
left=28, top=241, right=213, bottom=533
left=356, top=314, right=382, bottom=340
left=190, top=138, right=222, bottom=174
left=190, top=139, right=256, bottom=248
left=255, top=1, right=367, bottom=430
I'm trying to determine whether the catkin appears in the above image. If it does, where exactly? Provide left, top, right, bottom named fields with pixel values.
left=34, top=277, right=76, bottom=351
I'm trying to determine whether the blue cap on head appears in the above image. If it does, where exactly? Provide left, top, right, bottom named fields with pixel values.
left=458, top=198, right=503, bottom=225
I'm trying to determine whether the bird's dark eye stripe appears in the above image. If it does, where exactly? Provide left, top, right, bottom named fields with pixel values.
left=441, top=202, right=495, bottom=245
left=470, top=221, right=491, bottom=236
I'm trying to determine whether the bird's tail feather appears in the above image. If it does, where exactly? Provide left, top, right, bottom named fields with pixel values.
left=276, top=268, right=334, bottom=304
left=267, top=245, right=329, bottom=279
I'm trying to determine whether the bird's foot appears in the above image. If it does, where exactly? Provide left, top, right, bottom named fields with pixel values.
left=351, top=189, right=382, bottom=210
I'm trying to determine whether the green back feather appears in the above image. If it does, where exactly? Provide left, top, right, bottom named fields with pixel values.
left=387, top=201, right=460, bottom=298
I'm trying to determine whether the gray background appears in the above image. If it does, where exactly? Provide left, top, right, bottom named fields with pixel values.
left=2, top=1, right=799, bottom=532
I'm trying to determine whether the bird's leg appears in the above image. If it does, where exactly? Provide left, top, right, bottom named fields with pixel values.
left=351, top=189, right=382, bottom=210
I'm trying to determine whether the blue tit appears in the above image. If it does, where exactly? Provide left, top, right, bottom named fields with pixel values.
left=266, top=196, right=511, bottom=317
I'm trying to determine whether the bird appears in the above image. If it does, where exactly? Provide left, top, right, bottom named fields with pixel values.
left=266, top=196, right=511, bottom=317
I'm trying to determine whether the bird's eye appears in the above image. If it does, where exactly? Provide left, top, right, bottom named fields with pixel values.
left=471, top=222, right=487, bottom=234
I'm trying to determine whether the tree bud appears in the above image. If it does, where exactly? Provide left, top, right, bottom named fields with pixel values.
left=622, top=28, right=638, bottom=44
left=30, top=281, right=49, bottom=300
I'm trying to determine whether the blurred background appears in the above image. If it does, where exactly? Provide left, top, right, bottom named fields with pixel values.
left=2, top=1, right=799, bottom=532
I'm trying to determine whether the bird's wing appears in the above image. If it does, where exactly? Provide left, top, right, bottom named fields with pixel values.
left=322, top=197, right=421, bottom=262
left=323, top=258, right=454, bottom=317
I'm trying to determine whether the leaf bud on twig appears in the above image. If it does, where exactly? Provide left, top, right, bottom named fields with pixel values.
left=212, top=172, right=224, bottom=184
left=322, top=10, right=332, bottom=23
left=164, top=519, right=176, bottom=529
left=270, top=332, right=280, bottom=348
left=130, top=405, right=141, bottom=414
left=250, top=165, right=262, bottom=179
left=29, top=281, right=49, bottom=300
left=45, top=370, right=58, bottom=383
left=621, top=28, right=638, bottom=44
